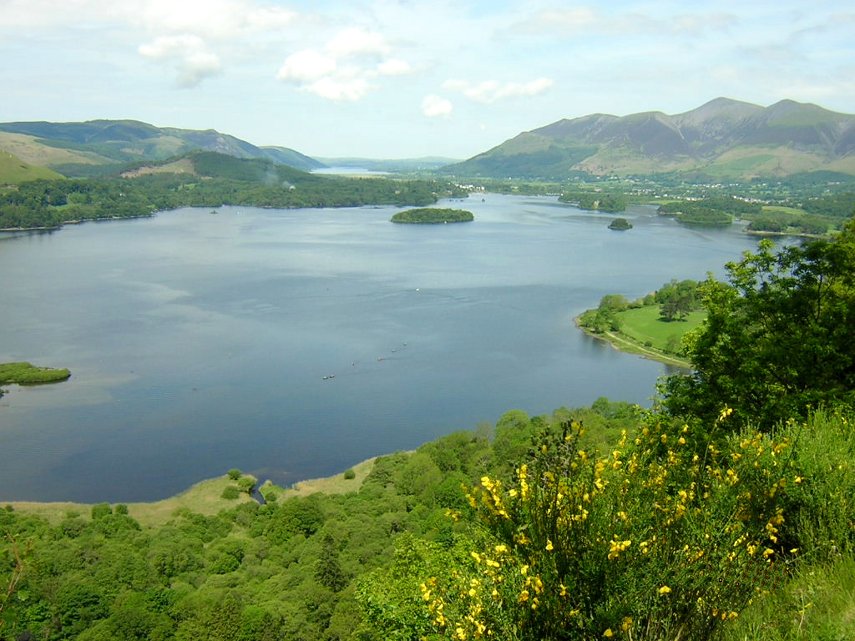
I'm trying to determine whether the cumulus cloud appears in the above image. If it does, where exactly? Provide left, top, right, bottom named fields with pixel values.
left=276, top=27, right=412, bottom=101
left=377, top=58, right=412, bottom=76
left=277, top=50, right=338, bottom=83
left=422, top=94, right=453, bottom=118
left=0, top=0, right=297, bottom=87
left=443, top=77, right=554, bottom=104
left=327, top=27, right=391, bottom=58
left=138, top=34, right=222, bottom=87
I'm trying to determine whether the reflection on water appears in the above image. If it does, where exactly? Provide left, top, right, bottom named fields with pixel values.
left=0, top=195, right=759, bottom=501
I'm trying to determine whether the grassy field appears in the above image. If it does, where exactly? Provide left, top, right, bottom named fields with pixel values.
left=617, top=305, right=705, bottom=350
left=578, top=304, right=705, bottom=367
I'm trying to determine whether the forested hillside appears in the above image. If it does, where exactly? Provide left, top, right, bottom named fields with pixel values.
left=1, top=222, right=853, bottom=640
left=0, top=152, right=465, bottom=230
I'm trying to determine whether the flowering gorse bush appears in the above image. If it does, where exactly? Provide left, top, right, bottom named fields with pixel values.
left=417, top=412, right=801, bottom=641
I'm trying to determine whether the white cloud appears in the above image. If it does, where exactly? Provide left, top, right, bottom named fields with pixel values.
left=277, top=50, right=338, bottom=83
left=444, top=78, right=554, bottom=103
left=422, top=94, right=453, bottom=118
left=377, top=59, right=412, bottom=76
left=276, top=26, right=412, bottom=101
left=138, top=34, right=222, bottom=87
left=326, top=27, right=391, bottom=58
left=309, top=77, right=371, bottom=102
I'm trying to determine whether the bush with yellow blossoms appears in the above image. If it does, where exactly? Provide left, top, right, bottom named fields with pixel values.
left=356, top=406, right=854, bottom=641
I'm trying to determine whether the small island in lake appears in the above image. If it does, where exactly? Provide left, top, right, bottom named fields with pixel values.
left=391, top=208, right=474, bottom=224
left=608, top=217, right=633, bottom=230
left=0, top=362, right=71, bottom=386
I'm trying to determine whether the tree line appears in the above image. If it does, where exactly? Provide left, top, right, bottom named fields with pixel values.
left=0, top=152, right=469, bottom=230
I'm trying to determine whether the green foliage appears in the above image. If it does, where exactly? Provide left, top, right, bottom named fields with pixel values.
left=235, top=476, right=256, bottom=495
left=662, top=224, right=855, bottom=428
left=0, top=154, right=467, bottom=230
left=801, top=191, right=855, bottom=218
left=343, top=468, right=356, bottom=480
left=560, top=191, right=626, bottom=212
left=655, top=279, right=700, bottom=321
left=226, top=469, right=241, bottom=481
left=91, top=503, right=112, bottom=520
left=0, top=361, right=70, bottom=384
left=362, top=407, right=855, bottom=641
left=390, top=208, right=474, bottom=224
left=608, top=217, right=632, bottom=230
left=0, top=398, right=852, bottom=640
left=220, top=486, right=240, bottom=500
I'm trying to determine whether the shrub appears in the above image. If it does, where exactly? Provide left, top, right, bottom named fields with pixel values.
left=91, top=503, right=112, bottom=520
left=344, top=468, right=356, bottom=480
left=221, top=486, right=240, bottom=500
left=364, top=412, right=807, bottom=641
left=227, top=468, right=242, bottom=480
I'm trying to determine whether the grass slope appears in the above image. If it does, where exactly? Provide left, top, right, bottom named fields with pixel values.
left=0, top=131, right=107, bottom=168
left=0, top=151, right=63, bottom=183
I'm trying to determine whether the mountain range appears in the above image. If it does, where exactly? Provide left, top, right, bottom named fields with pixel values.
left=444, top=98, right=855, bottom=180
left=1, top=98, right=853, bottom=184
left=0, top=119, right=323, bottom=178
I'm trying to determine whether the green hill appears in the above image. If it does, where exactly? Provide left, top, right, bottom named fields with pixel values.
left=0, top=149, right=62, bottom=183
left=0, top=119, right=323, bottom=177
left=443, top=98, right=855, bottom=180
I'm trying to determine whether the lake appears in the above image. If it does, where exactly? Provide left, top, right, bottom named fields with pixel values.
left=0, top=195, right=759, bottom=502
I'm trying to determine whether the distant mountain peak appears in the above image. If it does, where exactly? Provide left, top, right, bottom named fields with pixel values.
left=444, top=98, right=855, bottom=180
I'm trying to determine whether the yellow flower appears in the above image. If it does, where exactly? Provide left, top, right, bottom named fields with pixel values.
left=658, top=585, right=672, bottom=595
left=545, top=539, right=554, bottom=551
left=559, top=583, right=568, bottom=597
left=603, top=629, right=614, bottom=638
left=621, top=617, right=633, bottom=632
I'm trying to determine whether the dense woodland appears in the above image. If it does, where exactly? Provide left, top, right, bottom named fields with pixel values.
left=558, top=191, right=627, bottom=213
left=0, top=152, right=467, bottom=230
left=1, top=221, right=854, bottom=639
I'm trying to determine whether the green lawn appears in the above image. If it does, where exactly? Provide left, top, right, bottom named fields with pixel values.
left=577, top=305, right=705, bottom=367
left=617, top=306, right=705, bottom=351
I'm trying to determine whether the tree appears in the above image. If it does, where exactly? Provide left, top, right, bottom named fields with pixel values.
left=656, top=279, right=699, bottom=321
left=315, top=534, right=347, bottom=592
left=662, top=221, right=855, bottom=428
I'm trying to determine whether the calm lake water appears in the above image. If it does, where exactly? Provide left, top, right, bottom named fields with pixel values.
left=0, top=195, right=759, bottom=502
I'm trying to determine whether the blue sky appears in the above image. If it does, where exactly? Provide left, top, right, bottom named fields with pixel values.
left=1, top=0, right=852, bottom=159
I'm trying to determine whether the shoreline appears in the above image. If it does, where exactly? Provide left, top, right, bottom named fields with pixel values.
left=1, top=456, right=379, bottom=527
left=574, top=315, right=692, bottom=369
